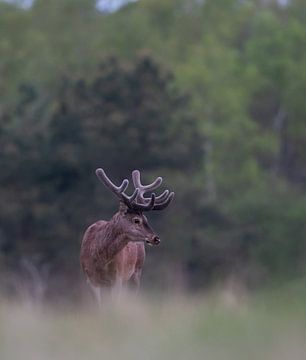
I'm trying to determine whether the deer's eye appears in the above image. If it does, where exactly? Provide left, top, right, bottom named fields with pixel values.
left=133, top=218, right=141, bottom=225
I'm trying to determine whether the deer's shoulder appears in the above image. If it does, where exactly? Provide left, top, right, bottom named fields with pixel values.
left=82, top=220, right=107, bottom=242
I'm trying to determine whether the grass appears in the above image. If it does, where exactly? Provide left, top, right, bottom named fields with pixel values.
left=0, top=285, right=306, bottom=360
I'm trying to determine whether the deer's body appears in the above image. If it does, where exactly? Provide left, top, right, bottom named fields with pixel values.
left=80, top=168, right=174, bottom=302
left=81, top=219, right=145, bottom=288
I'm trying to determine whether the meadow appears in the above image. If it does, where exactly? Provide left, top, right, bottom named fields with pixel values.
left=1, top=283, right=306, bottom=360
left=1, top=2, right=306, bottom=359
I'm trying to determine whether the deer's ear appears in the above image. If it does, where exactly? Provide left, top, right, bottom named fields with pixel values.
left=119, top=201, right=129, bottom=214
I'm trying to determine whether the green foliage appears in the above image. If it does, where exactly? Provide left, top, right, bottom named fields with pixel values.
left=0, top=54, right=202, bottom=286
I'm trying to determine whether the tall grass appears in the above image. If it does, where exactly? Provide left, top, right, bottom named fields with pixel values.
left=0, top=285, right=306, bottom=360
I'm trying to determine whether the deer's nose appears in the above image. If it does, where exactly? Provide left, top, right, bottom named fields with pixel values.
left=152, top=235, right=160, bottom=245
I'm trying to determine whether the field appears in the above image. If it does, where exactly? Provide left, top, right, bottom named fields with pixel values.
left=1, top=284, right=306, bottom=360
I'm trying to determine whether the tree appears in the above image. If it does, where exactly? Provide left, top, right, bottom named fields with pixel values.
left=0, top=54, right=203, bottom=291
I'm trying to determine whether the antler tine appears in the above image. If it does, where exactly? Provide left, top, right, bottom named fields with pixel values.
left=130, top=169, right=175, bottom=211
left=153, top=189, right=169, bottom=203
left=96, top=168, right=174, bottom=212
left=127, top=188, right=139, bottom=203
left=131, top=169, right=162, bottom=206
left=96, top=168, right=129, bottom=193
left=136, top=189, right=170, bottom=205
left=131, top=193, right=156, bottom=211
left=96, top=169, right=143, bottom=209
left=132, top=170, right=163, bottom=192
left=152, top=191, right=175, bottom=210
left=96, top=168, right=132, bottom=203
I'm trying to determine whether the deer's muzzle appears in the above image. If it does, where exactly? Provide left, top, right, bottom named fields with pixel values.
left=146, top=235, right=160, bottom=246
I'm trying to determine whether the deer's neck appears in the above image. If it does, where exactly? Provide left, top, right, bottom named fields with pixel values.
left=97, top=213, right=129, bottom=264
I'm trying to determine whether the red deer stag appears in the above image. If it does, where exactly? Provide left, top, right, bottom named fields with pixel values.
left=80, top=168, right=174, bottom=303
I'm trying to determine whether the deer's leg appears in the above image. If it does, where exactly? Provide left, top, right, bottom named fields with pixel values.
left=129, top=243, right=144, bottom=292
left=89, top=283, right=103, bottom=308
left=111, top=277, right=125, bottom=302
left=129, top=268, right=142, bottom=292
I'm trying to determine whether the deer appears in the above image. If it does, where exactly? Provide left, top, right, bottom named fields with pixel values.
left=80, top=168, right=174, bottom=304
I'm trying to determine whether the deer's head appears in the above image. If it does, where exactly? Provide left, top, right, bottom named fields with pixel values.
left=96, top=168, right=174, bottom=246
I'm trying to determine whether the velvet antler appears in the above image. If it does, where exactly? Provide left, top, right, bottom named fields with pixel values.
left=96, top=168, right=174, bottom=212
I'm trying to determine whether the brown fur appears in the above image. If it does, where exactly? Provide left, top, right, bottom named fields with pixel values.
left=80, top=208, right=157, bottom=290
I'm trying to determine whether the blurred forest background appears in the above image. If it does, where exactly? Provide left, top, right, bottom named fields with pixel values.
left=1, top=0, right=306, bottom=300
